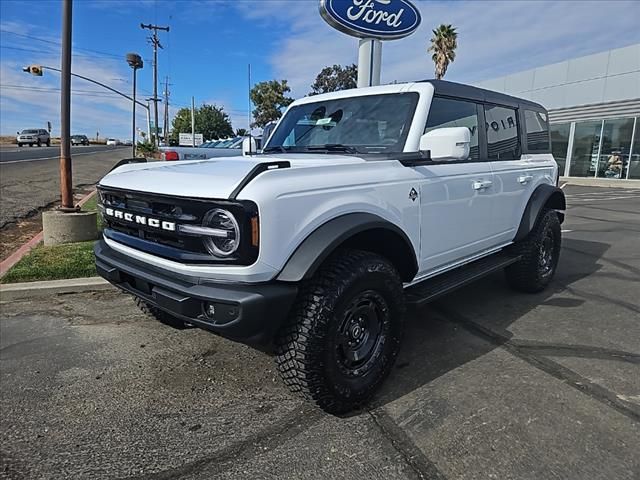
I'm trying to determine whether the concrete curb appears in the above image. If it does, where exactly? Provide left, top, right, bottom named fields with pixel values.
left=0, top=277, right=112, bottom=301
left=559, top=177, right=640, bottom=189
left=0, top=190, right=97, bottom=278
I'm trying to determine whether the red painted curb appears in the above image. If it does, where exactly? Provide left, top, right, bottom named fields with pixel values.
left=0, top=190, right=97, bottom=278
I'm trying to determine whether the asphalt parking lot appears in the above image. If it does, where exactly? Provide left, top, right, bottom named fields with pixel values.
left=1, top=185, right=639, bottom=480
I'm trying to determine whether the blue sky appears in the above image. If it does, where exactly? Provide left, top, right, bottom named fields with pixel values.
left=1, top=0, right=639, bottom=140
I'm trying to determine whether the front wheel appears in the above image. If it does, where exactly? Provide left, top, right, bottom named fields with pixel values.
left=46, top=139, right=51, bottom=147
left=505, top=209, right=561, bottom=293
left=276, top=249, right=405, bottom=414
left=37, top=139, right=41, bottom=147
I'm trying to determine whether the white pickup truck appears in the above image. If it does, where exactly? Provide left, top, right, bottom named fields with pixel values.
left=159, top=137, right=247, bottom=161
left=96, top=80, right=564, bottom=414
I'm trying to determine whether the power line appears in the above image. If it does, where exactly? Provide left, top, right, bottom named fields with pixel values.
left=0, top=29, right=151, bottom=62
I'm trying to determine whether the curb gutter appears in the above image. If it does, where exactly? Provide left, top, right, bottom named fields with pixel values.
left=0, top=277, right=112, bottom=301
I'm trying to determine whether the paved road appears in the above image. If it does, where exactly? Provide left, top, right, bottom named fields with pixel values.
left=0, top=144, right=128, bottom=164
left=1, top=186, right=639, bottom=479
left=0, top=146, right=130, bottom=228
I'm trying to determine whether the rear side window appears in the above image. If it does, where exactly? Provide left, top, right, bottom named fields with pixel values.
left=425, top=97, right=479, bottom=160
left=484, top=105, right=520, bottom=160
left=524, top=110, right=550, bottom=152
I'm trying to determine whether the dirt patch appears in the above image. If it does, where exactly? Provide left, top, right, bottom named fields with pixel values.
left=0, top=186, right=94, bottom=262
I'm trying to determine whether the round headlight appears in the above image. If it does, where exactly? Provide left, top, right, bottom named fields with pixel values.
left=202, top=208, right=240, bottom=257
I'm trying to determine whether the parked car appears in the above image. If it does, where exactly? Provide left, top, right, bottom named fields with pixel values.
left=96, top=80, right=565, bottom=414
left=71, top=135, right=90, bottom=146
left=16, top=129, right=50, bottom=147
left=106, top=138, right=119, bottom=146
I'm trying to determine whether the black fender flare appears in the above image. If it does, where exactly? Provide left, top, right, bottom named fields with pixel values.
left=277, top=213, right=418, bottom=282
left=514, top=184, right=566, bottom=242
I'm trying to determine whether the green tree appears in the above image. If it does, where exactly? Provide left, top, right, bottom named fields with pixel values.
left=428, top=24, right=458, bottom=80
left=309, top=64, right=357, bottom=95
left=235, top=128, right=248, bottom=137
left=171, top=103, right=233, bottom=141
left=250, top=80, right=294, bottom=128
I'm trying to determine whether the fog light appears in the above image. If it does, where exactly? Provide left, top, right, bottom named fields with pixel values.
left=205, top=303, right=216, bottom=318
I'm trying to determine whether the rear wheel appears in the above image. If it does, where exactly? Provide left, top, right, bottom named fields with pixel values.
left=37, top=139, right=41, bottom=147
left=505, top=209, right=561, bottom=293
left=134, top=296, right=191, bottom=330
left=46, top=139, right=51, bottom=147
left=276, top=249, right=405, bottom=414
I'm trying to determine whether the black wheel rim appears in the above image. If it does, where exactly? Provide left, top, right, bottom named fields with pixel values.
left=539, top=226, right=556, bottom=278
left=335, top=290, right=388, bottom=377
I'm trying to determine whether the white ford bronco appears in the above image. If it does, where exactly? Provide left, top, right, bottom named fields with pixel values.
left=95, top=80, right=565, bottom=414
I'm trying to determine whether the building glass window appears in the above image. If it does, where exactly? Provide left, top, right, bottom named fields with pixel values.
left=425, top=97, right=479, bottom=160
left=568, top=120, right=602, bottom=177
left=627, top=118, right=640, bottom=180
left=524, top=110, right=550, bottom=152
left=550, top=123, right=571, bottom=175
left=596, top=117, right=635, bottom=179
left=485, top=105, right=520, bottom=160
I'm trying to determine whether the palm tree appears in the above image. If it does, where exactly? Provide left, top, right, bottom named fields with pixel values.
left=428, top=24, right=458, bottom=80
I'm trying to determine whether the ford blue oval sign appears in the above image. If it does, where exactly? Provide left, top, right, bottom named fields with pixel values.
left=319, top=0, right=421, bottom=40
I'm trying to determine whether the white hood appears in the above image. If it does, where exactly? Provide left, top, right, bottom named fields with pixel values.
left=99, top=154, right=366, bottom=199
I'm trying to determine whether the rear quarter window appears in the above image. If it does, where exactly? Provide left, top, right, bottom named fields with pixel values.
left=524, top=110, right=550, bottom=153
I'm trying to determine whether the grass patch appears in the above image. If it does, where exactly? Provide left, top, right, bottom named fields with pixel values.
left=1, top=241, right=96, bottom=284
left=1, top=192, right=102, bottom=284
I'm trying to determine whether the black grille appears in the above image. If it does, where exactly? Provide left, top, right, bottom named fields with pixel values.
left=97, top=187, right=258, bottom=265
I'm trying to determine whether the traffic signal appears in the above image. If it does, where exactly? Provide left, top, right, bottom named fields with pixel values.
left=23, top=65, right=43, bottom=76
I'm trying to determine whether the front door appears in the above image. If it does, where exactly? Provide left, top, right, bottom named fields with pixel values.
left=415, top=96, right=495, bottom=277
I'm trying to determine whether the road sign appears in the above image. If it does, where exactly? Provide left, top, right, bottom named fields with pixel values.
left=179, top=133, right=203, bottom=146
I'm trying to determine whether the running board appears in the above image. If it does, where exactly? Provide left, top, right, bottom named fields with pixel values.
left=405, top=253, right=521, bottom=308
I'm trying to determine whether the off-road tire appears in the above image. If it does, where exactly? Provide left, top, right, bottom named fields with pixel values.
left=505, top=209, right=561, bottom=293
left=275, top=249, right=405, bottom=414
left=134, top=296, right=190, bottom=330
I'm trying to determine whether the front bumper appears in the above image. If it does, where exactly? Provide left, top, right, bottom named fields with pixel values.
left=94, top=240, right=298, bottom=346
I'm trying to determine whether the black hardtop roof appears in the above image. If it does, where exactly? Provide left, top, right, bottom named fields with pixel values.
left=419, top=79, right=546, bottom=112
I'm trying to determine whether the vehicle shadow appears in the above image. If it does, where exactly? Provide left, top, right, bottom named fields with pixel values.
left=371, top=237, right=620, bottom=409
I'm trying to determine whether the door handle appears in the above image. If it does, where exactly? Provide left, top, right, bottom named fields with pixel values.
left=472, top=180, right=493, bottom=190
left=517, top=175, right=533, bottom=184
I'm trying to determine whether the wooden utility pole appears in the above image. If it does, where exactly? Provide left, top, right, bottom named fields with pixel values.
left=59, top=0, right=74, bottom=211
left=140, top=22, right=169, bottom=146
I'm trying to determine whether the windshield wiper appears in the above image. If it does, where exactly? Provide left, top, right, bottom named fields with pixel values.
left=305, top=144, right=360, bottom=154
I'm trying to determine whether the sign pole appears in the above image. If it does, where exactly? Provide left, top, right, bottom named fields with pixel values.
left=357, top=38, right=382, bottom=88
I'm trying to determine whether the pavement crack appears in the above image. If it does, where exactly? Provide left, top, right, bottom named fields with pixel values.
left=433, top=304, right=640, bottom=424
left=368, top=409, right=448, bottom=480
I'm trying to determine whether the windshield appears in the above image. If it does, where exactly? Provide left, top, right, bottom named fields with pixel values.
left=265, top=93, right=418, bottom=154
left=21, top=130, right=38, bottom=134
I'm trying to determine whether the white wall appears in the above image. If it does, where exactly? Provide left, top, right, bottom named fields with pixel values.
left=474, top=44, right=640, bottom=110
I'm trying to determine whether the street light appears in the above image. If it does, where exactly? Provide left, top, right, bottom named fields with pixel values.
left=126, top=53, right=143, bottom=157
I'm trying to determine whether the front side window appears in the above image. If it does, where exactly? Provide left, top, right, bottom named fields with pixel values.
left=424, top=97, right=479, bottom=160
left=525, top=110, right=550, bottom=152
left=485, top=105, right=520, bottom=160
left=265, top=93, right=418, bottom=154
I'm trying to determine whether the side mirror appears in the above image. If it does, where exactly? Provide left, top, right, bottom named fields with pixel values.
left=242, top=137, right=257, bottom=157
left=419, top=127, right=470, bottom=161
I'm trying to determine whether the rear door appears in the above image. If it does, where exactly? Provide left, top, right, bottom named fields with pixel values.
left=489, top=106, right=549, bottom=243
left=414, top=96, right=496, bottom=275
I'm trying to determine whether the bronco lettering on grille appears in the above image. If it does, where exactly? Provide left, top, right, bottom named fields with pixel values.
left=104, top=208, right=176, bottom=232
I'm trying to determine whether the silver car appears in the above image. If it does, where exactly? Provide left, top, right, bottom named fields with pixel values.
left=17, top=129, right=50, bottom=147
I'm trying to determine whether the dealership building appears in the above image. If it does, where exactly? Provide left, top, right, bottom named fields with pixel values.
left=474, top=43, right=640, bottom=181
